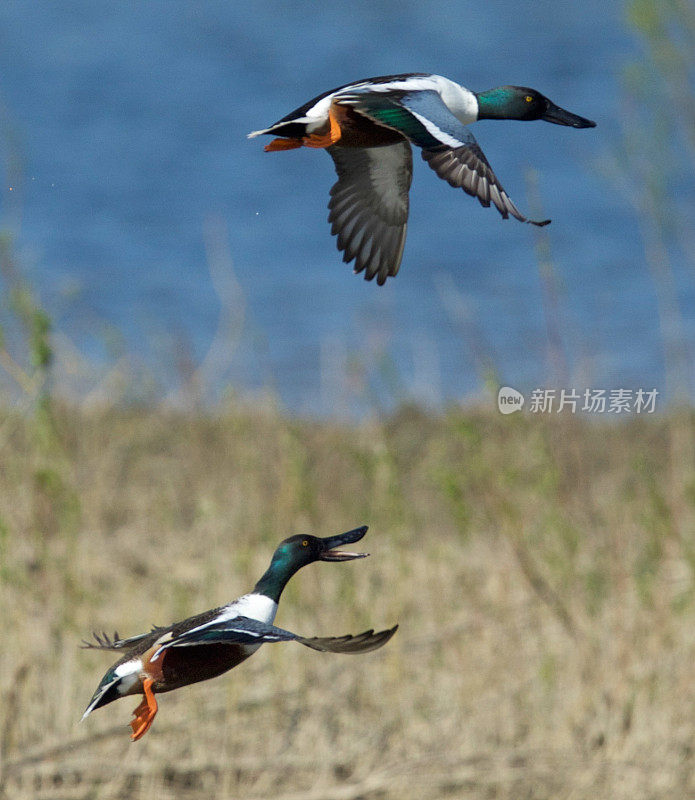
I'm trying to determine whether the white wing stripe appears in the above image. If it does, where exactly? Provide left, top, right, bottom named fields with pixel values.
left=406, top=108, right=465, bottom=149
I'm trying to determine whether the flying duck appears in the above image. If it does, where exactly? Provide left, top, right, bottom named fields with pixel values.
left=81, top=526, right=397, bottom=740
left=249, top=73, right=596, bottom=284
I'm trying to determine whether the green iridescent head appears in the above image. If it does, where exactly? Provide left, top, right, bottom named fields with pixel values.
left=254, top=526, right=369, bottom=601
left=476, top=86, right=596, bottom=128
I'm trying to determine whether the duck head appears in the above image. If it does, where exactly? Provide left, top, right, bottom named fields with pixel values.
left=476, top=86, right=596, bottom=128
left=254, top=526, right=369, bottom=601
left=277, top=526, right=370, bottom=566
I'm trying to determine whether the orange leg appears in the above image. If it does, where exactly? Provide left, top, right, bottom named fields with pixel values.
left=264, top=107, right=342, bottom=153
left=130, top=677, right=158, bottom=741
left=302, top=107, right=342, bottom=149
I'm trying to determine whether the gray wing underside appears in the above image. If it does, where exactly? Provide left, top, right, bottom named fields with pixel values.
left=327, top=141, right=412, bottom=285
left=159, top=616, right=399, bottom=655
left=341, top=89, right=549, bottom=226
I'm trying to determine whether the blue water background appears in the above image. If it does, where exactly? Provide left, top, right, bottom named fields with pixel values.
left=0, top=1, right=690, bottom=414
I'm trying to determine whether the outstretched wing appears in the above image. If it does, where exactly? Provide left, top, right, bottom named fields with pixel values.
left=339, top=89, right=549, bottom=226
left=151, top=616, right=398, bottom=657
left=327, top=141, right=412, bottom=285
left=420, top=144, right=548, bottom=226
left=297, top=624, right=398, bottom=654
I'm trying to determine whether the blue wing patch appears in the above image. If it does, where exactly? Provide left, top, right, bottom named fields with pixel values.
left=340, top=89, right=475, bottom=149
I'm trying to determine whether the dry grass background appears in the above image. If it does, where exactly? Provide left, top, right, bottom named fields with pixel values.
left=0, top=402, right=694, bottom=799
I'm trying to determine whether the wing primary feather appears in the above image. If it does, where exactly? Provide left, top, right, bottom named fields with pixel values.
left=296, top=625, right=398, bottom=654
left=421, top=144, right=550, bottom=225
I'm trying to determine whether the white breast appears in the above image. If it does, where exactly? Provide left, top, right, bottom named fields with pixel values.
left=219, top=593, right=279, bottom=657
left=430, top=75, right=479, bottom=125
left=222, top=593, right=278, bottom=625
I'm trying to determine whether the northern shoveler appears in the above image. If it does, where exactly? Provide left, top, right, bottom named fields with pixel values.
left=249, top=73, right=596, bottom=284
left=81, top=526, right=397, bottom=741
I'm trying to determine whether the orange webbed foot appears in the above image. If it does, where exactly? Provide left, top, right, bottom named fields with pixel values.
left=264, top=138, right=303, bottom=152
left=130, top=678, right=158, bottom=741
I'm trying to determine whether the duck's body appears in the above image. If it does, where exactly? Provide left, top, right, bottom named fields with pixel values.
left=82, top=526, right=397, bottom=741
left=249, top=73, right=596, bottom=284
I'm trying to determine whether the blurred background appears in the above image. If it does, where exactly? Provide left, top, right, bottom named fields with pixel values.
left=0, top=0, right=691, bottom=415
left=2, top=3, right=695, bottom=800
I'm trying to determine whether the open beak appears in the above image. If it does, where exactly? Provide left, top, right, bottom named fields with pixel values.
left=542, top=100, right=596, bottom=129
left=318, top=525, right=370, bottom=561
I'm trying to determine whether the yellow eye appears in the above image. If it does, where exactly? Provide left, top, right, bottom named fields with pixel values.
left=525, top=95, right=533, bottom=103
left=302, top=540, right=309, bottom=547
